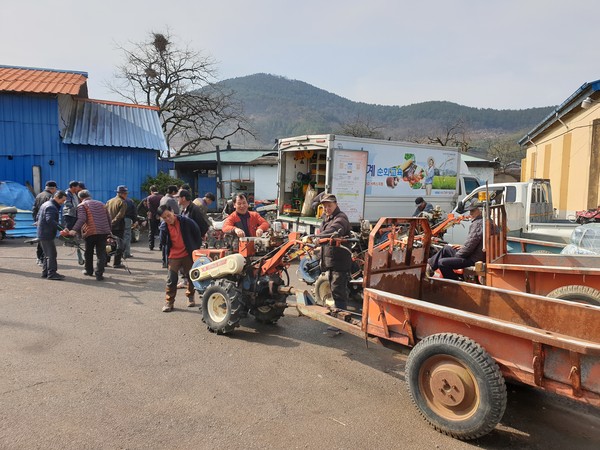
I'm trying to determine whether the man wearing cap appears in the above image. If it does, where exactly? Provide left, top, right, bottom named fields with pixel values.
left=69, top=190, right=112, bottom=281
left=413, top=196, right=433, bottom=217
left=222, top=193, right=269, bottom=238
left=32, top=181, right=58, bottom=266
left=63, top=181, right=80, bottom=229
left=193, top=192, right=215, bottom=237
left=426, top=201, right=485, bottom=280
left=37, top=190, right=68, bottom=280
left=105, top=185, right=129, bottom=269
left=318, top=193, right=352, bottom=312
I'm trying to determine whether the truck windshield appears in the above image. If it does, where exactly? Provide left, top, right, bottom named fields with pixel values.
left=464, top=177, right=480, bottom=195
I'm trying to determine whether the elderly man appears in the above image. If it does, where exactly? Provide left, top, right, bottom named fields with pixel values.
left=157, top=205, right=201, bottom=312
left=222, top=193, right=269, bottom=238
left=143, top=185, right=163, bottom=250
left=317, top=193, right=352, bottom=312
left=426, top=201, right=485, bottom=280
left=32, top=180, right=57, bottom=265
left=69, top=190, right=112, bottom=281
left=159, top=185, right=180, bottom=214
left=105, top=185, right=129, bottom=269
left=413, top=196, right=433, bottom=217
left=37, top=190, right=67, bottom=280
left=193, top=192, right=215, bottom=237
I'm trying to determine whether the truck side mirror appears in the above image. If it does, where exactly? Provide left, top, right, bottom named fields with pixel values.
left=457, top=200, right=465, bottom=214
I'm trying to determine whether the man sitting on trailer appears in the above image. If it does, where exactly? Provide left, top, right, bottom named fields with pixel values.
left=426, top=201, right=485, bottom=280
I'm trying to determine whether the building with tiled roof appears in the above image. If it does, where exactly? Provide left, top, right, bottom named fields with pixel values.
left=0, top=65, right=169, bottom=202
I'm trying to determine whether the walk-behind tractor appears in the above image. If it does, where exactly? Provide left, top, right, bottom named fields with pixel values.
left=189, top=232, right=307, bottom=334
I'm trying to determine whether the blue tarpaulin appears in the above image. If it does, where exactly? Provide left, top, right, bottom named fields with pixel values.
left=0, top=181, right=36, bottom=238
left=0, top=181, right=35, bottom=210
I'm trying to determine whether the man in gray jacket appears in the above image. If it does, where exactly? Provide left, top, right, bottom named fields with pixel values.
left=427, top=201, right=485, bottom=279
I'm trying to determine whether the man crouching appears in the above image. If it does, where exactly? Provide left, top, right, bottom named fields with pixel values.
left=157, top=205, right=201, bottom=312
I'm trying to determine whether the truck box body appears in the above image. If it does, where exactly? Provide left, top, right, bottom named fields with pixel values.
left=276, top=134, right=479, bottom=233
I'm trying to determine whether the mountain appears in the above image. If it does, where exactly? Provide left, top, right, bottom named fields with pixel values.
left=216, top=73, right=555, bottom=150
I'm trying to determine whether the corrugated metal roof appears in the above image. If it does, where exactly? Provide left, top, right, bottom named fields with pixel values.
left=62, top=98, right=168, bottom=151
left=0, top=65, right=88, bottom=96
left=519, top=79, right=600, bottom=146
left=171, top=149, right=276, bottom=164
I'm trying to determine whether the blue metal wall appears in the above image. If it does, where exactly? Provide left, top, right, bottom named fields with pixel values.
left=0, top=93, right=159, bottom=203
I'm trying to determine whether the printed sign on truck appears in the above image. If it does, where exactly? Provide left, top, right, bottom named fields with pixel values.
left=365, top=148, right=458, bottom=197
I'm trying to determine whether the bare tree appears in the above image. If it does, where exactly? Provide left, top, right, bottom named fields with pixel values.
left=427, top=119, right=472, bottom=152
left=108, top=31, right=252, bottom=155
left=486, top=138, right=524, bottom=173
left=339, top=115, right=385, bottom=139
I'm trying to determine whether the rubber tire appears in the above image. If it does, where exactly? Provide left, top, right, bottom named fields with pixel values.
left=546, top=285, right=600, bottom=306
left=405, top=333, right=507, bottom=440
left=313, top=273, right=334, bottom=307
left=201, top=279, right=243, bottom=334
left=252, top=304, right=286, bottom=324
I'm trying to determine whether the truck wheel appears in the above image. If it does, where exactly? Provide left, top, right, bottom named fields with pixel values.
left=405, top=333, right=507, bottom=440
left=546, top=285, right=600, bottom=306
left=201, top=280, right=242, bottom=334
left=252, top=304, right=286, bottom=324
left=313, top=273, right=334, bottom=307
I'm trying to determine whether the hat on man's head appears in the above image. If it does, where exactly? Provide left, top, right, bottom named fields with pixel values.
left=466, top=200, right=483, bottom=211
left=45, top=180, right=57, bottom=188
left=415, top=196, right=424, bottom=205
left=320, top=193, right=337, bottom=204
left=116, top=185, right=128, bottom=193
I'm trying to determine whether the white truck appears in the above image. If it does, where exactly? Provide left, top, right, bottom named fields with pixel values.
left=444, top=179, right=578, bottom=248
left=276, top=134, right=480, bottom=233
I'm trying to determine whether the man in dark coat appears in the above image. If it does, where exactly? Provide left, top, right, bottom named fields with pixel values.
left=318, top=194, right=352, bottom=311
left=105, top=185, right=128, bottom=268
left=158, top=205, right=201, bottom=312
left=37, top=190, right=67, bottom=280
left=32, top=180, right=57, bottom=265
left=143, top=185, right=163, bottom=250
left=427, top=201, right=485, bottom=280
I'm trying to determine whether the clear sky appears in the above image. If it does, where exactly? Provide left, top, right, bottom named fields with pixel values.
left=2, top=0, right=598, bottom=110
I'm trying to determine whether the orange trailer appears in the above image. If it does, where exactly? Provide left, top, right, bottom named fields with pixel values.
left=293, top=217, right=600, bottom=440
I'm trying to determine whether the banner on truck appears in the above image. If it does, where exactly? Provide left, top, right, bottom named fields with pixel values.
left=365, top=148, right=458, bottom=197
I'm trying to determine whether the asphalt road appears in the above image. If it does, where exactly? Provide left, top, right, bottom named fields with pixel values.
left=1, top=238, right=599, bottom=449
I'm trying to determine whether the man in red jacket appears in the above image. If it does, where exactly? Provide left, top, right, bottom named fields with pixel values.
left=222, top=193, right=269, bottom=238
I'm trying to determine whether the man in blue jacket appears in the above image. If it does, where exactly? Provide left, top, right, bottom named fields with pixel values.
left=157, top=205, right=201, bottom=312
left=37, top=190, right=67, bottom=280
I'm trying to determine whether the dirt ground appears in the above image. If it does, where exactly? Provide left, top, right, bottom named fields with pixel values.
left=0, top=238, right=599, bottom=449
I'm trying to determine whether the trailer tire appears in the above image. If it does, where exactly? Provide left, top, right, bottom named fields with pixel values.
left=546, top=285, right=600, bottom=306
left=405, top=333, right=507, bottom=440
left=201, top=280, right=242, bottom=334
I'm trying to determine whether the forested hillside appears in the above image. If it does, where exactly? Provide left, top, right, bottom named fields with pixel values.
left=217, top=73, right=555, bottom=150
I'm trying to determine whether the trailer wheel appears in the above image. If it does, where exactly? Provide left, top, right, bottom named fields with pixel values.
left=313, top=273, right=334, bottom=307
left=405, top=333, right=507, bottom=440
left=252, top=304, right=287, bottom=324
left=546, top=285, right=600, bottom=306
left=201, top=280, right=242, bottom=334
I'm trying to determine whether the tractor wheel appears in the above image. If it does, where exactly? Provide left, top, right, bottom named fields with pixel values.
left=546, top=285, right=600, bottom=306
left=313, top=273, right=334, bottom=307
left=405, top=333, right=507, bottom=440
left=252, top=304, right=287, bottom=324
left=201, top=280, right=243, bottom=334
